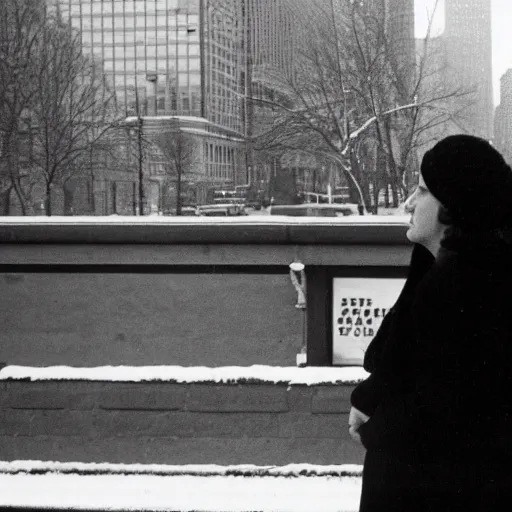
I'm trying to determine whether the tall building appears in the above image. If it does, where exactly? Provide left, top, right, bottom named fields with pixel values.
left=444, top=0, right=493, bottom=139
left=414, top=34, right=455, bottom=160
left=494, top=69, right=512, bottom=165
left=51, top=0, right=249, bottom=209
left=246, top=0, right=418, bottom=202
left=247, top=0, right=295, bottom=82
left=245, top=0, right=297, bottom=185
left=385, top=0, right=415, bottom=95
left=52, top=0, right=202, bottom=117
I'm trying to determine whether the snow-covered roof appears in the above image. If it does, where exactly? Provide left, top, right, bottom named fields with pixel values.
left=0, top=365, right=368, bottom=384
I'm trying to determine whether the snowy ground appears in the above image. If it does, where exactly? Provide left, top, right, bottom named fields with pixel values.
left=0, top=462, right=363, bottom=512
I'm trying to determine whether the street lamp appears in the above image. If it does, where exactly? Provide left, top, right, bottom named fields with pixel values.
left=131, top=85, right=145, bottom=216
left=146, top=73, right=158, bottom=116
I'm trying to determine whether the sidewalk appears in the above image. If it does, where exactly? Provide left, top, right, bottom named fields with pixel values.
left=0, top=462, right=363, bottom=512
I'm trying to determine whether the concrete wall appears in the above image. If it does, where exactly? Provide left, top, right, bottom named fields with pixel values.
left=0, top=380, right=364, bottom=465
left=0, top=218, right=409, bottom=464
left=0, top=272, right=301, bottom=367
left=0, top=218, right=411, bottom=368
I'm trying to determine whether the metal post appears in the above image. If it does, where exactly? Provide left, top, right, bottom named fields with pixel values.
left=134, top=87, right=145, bottom=215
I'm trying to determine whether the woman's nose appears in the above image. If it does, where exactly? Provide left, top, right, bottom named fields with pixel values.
left=404, top=193, right=415, bottom=214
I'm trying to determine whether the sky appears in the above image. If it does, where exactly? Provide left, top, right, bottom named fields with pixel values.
left=414, top=0, right=512, bottom=106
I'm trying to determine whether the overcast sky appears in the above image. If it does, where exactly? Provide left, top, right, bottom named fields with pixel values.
left=414, top=0, right=512, bottom=106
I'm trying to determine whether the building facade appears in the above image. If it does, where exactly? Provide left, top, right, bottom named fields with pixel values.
left=385, top=0, right=415, bottom=95
left=494, top=69, right=512, bottom=165
left=50, top=0, right=249, bottom=211
left=444, top=0, right=493, bottom=139
left=245, top=0, right=298, bottom=187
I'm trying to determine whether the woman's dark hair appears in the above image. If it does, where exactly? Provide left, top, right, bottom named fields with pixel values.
left=437, top=204, right=512, bottom=254
left=437, top=204, right=453, bottom=226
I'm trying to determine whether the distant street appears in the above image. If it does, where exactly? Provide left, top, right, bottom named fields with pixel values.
left=245, top=207, right=270, bottom=216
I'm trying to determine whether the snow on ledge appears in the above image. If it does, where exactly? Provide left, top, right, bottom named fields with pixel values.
left=0, top=365, right=369, bottom=385
left=0, top=460, right=363, bottom=478
left=0, top=214, right=409, bottom=226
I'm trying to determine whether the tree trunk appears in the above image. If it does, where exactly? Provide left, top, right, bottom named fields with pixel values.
left=11, top=178, right=27, bottom=216
left=374, top=145, right=387, bottom=215
left=176, top=165, right=182, bottom=216
left=382, top=118, right=400, bottom=207
left=349, top=147, right=364, bottom=207
left=63, top=180, right=74, bottom=215
left=45, top=182, right=52, bottom=216
left=89, top=146, right=96, bottom=214
left=372, top=170, right=379, bottom=215
left=4, top=135, right=28, bottom=215
left=0, top=187, right=12, bottom=216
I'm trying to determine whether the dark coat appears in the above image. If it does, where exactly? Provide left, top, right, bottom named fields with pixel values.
left=351, top=240, right=512, bottom=511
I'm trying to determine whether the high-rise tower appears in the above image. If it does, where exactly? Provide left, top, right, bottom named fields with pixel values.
left=494, top=69, right=512, bottom=165
left=444, top=0, right=493, bottom=139
left=386, top=0, right=416, bottom=94
left=49, top=0, right=251, bottom=204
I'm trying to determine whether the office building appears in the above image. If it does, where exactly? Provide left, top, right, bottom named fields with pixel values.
left=386, top=0, right=416, bottom=94
left=494, top=69, right=512, bottom=165
left=50, top=0, right=249, bottom=210
left=444, top=0, right=493, bottom=139
left=244, top=0, right=297, bottom=186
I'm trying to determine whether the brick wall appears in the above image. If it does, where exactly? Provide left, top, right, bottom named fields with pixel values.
left=0, top=380, right=365, bottom=465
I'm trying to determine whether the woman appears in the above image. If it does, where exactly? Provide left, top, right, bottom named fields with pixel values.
left=350, top=134, right=512, bottom=511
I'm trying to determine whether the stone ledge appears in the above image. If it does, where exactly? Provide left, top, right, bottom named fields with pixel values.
left=0, top=216, right=409, bottom=244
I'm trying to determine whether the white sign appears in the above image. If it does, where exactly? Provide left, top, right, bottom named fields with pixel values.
left=332, top=277, right=405, bottom=366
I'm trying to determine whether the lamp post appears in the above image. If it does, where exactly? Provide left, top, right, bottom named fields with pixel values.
left=146, top=73, right=158, bottom=116
left=134, top=86, right=145, bottom=216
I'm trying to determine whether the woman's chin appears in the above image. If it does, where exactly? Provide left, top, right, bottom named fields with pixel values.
left=406, top=226, right=417, bottom=243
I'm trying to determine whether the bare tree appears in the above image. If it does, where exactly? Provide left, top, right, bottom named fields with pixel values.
left=0, top=0, right=47, bottom=214
left=26, top=15, right=121, bottom=216
left=344, top=0, right=475, bottom=207
left=250, top=0, right=474, bottom=212
left=153, top=127, right=197, bottom=216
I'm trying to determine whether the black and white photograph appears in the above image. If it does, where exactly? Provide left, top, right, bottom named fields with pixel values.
left=1, top=0, right=512, bottom=510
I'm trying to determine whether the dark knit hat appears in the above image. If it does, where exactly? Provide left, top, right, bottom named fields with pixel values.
left=421, top=134, right=512, bottom=230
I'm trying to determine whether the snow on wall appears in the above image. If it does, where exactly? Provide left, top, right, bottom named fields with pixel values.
left=0, top=365, right=369, bottom=385
left=0, top=215, right=408, bottom=225
left=0, top=460, right=363, bottom=477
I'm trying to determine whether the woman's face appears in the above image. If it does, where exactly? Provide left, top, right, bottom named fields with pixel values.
left=404, top=174, right=446, bottom=256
